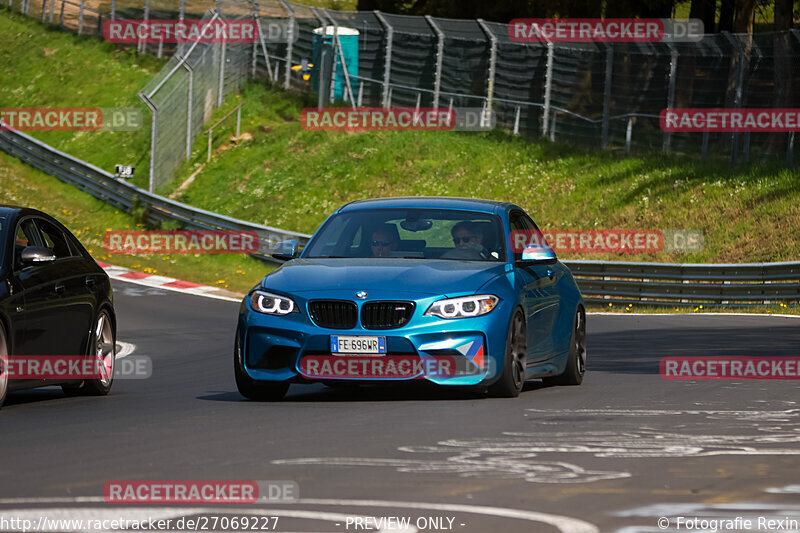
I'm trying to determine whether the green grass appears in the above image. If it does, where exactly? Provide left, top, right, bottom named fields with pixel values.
left=0, top=152, right=272, bottom=293
left=0, top=9, right=163, bottom=184
left=171, top=82, right=800, bottom=264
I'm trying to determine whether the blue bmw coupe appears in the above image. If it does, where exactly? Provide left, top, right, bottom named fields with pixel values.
left=234, top=197, right=586, bottom=400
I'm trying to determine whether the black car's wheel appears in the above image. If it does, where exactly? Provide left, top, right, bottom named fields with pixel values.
left=62, top=310, right=115, bottom=396
left=543, top=307, right=586, bottom=386
left=488, top=308, right=527, bottom=398
left=234, top=337, right=289, bottom=401
left=0, top=322, right=8, bottom=409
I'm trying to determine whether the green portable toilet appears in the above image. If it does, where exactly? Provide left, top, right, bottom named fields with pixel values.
left=311, top=25, right=359, bottom=103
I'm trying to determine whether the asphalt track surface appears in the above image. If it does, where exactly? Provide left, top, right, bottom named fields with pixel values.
left=1, top=279, right=800, bottom=533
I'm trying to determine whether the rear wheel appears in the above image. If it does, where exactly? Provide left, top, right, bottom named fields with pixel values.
left=62, top=310, right=115, bottom=396
left=488, top=308, right=526, bottom=398
left=234, top=337, right=289, bottom=401
left=0, top=323, right=8, bottom=408
left=543, top=307, right=586, bottom=386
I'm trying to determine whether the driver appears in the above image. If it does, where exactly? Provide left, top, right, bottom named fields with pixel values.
left=451, top=221, right=483, bottom=248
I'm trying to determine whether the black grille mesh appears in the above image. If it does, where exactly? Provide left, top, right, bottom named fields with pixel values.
left=308, top=300, right=358, bottom=329
left=361, top=301, right=415, bottom=330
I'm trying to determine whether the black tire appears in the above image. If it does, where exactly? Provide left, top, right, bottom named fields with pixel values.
left=234, top=337, right=289, bottom=401
left=543, top=307, right=586, bottom=386
left=488, top=308, right=527, bottom=398
left=0, top=322, right=8, bottom=409
left=62, top=310, right=115, bottom=396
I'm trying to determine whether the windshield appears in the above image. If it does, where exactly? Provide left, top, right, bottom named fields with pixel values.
left=303, top=209, right=506, bottom=262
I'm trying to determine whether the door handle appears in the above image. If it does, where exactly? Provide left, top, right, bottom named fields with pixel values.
left=546, top=268, right=555, bottom=279
left=54, top=284, right=66, bottom=294
left=85, top=277, right=96, bottom=288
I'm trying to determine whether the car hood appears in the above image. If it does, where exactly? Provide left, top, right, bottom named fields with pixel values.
left=261, top=258, right=508, bottom=296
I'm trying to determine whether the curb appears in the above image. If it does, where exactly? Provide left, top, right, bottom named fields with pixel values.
left=97, top=261, right=244, bottom=303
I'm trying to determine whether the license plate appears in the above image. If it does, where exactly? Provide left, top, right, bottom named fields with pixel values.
left=330, top=335, right=386, bottom=355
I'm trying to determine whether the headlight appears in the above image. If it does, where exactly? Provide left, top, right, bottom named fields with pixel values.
left=251, top=290, right=297, bottom=316
left=425, top=295, right=499, bottom=319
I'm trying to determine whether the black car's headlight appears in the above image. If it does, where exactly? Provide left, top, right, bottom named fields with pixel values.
left=425, top=295, right=499, bottom=319
left=251, top=290, right=297, bottom=316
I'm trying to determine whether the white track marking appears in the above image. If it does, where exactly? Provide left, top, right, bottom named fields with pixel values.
left=115, top=341, right=136, bottom=359
left=274, top=456, right=629, bottom=483
left=588, top=312, right=800, bottom=319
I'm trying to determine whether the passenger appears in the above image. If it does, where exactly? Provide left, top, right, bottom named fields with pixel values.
left=370, top=225, right=399, bottom=258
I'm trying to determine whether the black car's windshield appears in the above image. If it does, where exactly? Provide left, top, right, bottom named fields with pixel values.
left=303, top=209, right=506, bottom=262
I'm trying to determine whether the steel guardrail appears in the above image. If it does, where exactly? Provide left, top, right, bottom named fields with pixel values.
left=564, top=259, right=800, bottom=307
left=0, top=124, right=311, bottom=263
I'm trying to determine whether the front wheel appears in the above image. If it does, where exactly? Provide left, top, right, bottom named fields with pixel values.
left=543, top=307, right=586, bottom=386
left=62, top=310, right=115, bottom=396
left=488, top=308, right=527, bottom=398
left=234, top=337, right=288, bottom=401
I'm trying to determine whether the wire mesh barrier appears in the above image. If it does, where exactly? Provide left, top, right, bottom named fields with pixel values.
left=4, top=0, right=800, bottom=192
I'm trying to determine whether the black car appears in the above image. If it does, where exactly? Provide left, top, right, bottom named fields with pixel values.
left=0, top=206, right=116, bottom=408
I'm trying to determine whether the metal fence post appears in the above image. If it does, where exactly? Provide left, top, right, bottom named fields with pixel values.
left=374, top=11, right=393, bottom=109
left=78, top=0, right=84, bottom=35
left=542, top=41, right=554, bottom=138
left=181, top=59, right=194, bottom=159
left=140, top=0, right=150, bottom=55
left=663, top=45, right=678, bottom=154
left=59, top=1, right=64, bottom=29
left=109, top=0, right=114, bottom=20
left=787, top=132, right=794, bottom=167
left=40, top=0, right=46, bottom=22
left=48, top=0, right=54, bottom=23
left=323, top=8, right=356, bottom=109
left=254, top=17, right=275, bottom=81
left=625, top=116, right=633, bottom=154
left=217, top=38, right=227, bottom=107
left=279, top=0, right=294, bottom=90
left=138, top=92, right=158, bottom=193
left=477, top=19, right=496, bottom=126
left=425, top=15, right=444, bottom=109
left=723, top=32, right=745, bottom=164
left=513, top=106, right=520, bottom=135
left=179, top=0, right=183, bottom=21
left=601, top=44, right=614, bottom=150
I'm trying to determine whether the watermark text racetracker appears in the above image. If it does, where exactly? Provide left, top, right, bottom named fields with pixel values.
left=660, top=108, right=800, bottom=132
left=103, top=230, right=259, bottom=254
left=104, top=480, right=298, bottom=503
left=509, top=18, right=703, bottom=42
left=0, top=108, right=142, bottom=132
left=103, top=19, right=298, bottom=44
left=661, top=357, right=800, bottom=380
left=510, top=229, right=704, bottom=254
left=301, top=107, right=496, bottom=132
left=1, top=355, right=152, bottom=380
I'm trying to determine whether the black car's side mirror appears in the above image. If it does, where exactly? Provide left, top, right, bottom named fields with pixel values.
left=21, top=246, right=57, bottom=264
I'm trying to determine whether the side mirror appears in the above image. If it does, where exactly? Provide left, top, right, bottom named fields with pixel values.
left=21, top=246, right=57, bottom=264
left=271, top=239, right=299, bottom=261
left=520, top=243, right=557, bottom=263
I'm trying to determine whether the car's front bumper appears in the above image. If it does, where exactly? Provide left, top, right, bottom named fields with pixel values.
left=237, top=289, right=512, bottom=386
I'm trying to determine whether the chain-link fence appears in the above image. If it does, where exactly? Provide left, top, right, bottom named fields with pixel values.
left=5, top=0, right=800, bottom=191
